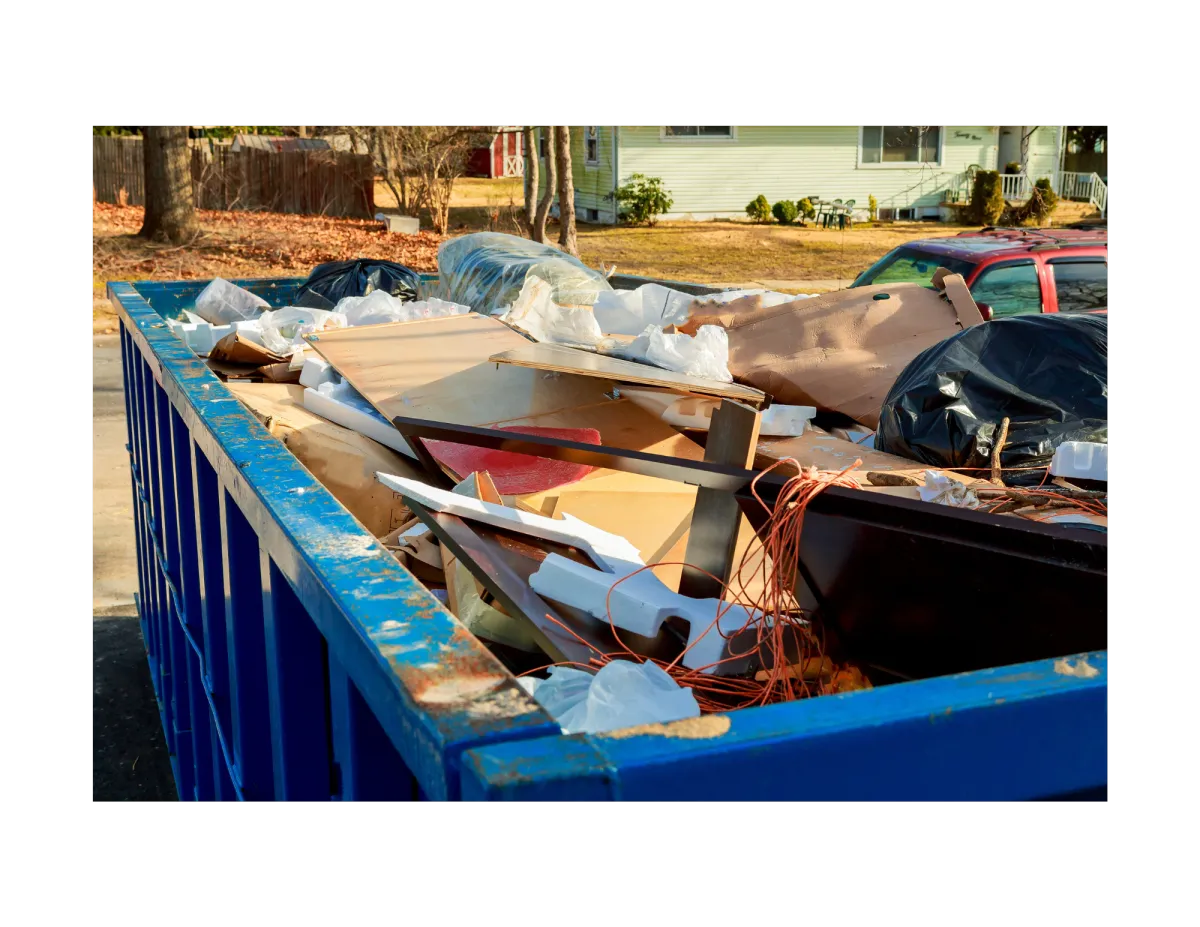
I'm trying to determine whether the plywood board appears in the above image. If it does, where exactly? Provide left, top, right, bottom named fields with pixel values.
left=756, top=428, right=976, bottom=488
left=489, top=342, right=766, bottom=405
left=307, top=314, right=710, bottom=514
left=227, top=382, right=422, bottom=537
left=551, top=488, right=770, bottom=601
left=305, top=314, right=614, bottom=429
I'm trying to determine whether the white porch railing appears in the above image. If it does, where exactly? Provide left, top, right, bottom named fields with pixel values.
left=1000, top=173, right=1031, bottom=201
left=1059, top=171, right=1107, bottom=218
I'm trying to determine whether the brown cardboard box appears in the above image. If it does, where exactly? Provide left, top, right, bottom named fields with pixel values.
left=682, top=275, right=984, bottom=428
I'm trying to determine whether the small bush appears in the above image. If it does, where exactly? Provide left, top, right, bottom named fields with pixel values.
left=868, top=194, right=878, bottom=221
left=616, top=173, right=674, bottom=226
left=772, top=200, right=799, bottom=225
left=971, top=170, right=1005, bottom=225
left=1029, top=177, right=1059, bottom=223
left=796, top=197, right=816, bottom=221
left=1004, top=161, right=1022, bottom=174
left=746, top=194, right=771, bottom=223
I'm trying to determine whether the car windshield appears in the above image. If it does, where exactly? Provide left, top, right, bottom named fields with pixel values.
left=854, top=247, right=975, bottom=288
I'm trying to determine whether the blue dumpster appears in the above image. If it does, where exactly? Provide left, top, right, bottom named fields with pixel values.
left=108, top=276, right=1107, bottom=801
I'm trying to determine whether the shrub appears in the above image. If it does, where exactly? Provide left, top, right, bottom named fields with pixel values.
left=772, top=199, right=799, bottom=225
left=1004, top=161, right=1022, bottom=174
left=1028, top=177, right=1059, bottom=223
left=970, top=170, right=1005, bottom=225
left=796, top=197, right=816, bottom=221
left=615, top=173, right=674, bottom=226
left=868, top=194, right=878, bottom=221
left=746, top=194, right=771, bottom=223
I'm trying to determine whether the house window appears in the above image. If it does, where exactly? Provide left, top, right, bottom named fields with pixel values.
left=970, top=262, right=1043, bottom=318
left=663, top=126, right=734, bottom=138
left=860, top=126, right=941, bottom=165
left=1050, top=260, right=1107, bottom=312
left=585, top=126, right=599, bottom=165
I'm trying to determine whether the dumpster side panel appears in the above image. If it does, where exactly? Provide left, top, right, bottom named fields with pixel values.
left=110, top=280, right=559, bottom=801
left=461, top=652, right=1107, bottom=801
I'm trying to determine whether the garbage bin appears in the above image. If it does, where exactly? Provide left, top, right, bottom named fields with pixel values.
left=108, top=276, right=1107, bottom=801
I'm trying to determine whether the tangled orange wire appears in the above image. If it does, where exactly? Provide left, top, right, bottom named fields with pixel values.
left=520, top=457, right=864, bottom=712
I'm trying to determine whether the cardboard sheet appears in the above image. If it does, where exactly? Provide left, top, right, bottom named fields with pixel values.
left=682, top=277, right=984, bottom=428
left=227, top=382, right=422, bottom=537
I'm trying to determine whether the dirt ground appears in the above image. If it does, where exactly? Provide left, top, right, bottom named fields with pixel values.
left=94, top=179, right=1097, bottom=326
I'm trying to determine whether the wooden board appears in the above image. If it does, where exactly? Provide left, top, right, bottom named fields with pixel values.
left=489, top=342, right=767, bottom=405
left=550, top=488, right=770, bottom=600
left=756, top=428, right=976, bottom=488
left=305, top=314, right=613, bottom=428
left=226, top=382, right=422, bottom=537
left=307, top=314, right=709, bottom=514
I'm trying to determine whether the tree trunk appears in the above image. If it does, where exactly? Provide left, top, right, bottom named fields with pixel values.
left=555, top=126, right=578, bottom=256
left=139, top=126, right=197, bottom=244
left=533, top=127, right=556, bottom=244
left=522, top=126, right=537, bottom=229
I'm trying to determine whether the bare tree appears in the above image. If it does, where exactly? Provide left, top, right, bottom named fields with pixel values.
left=522, top=126, right=537, bottom=229
left=555, top=126, right=578, bottom=256
left=533, top=127, right=556, bottom=243
left=139, top=126, right=197, bottom=244
left=405, top=127, right=493, bottom=234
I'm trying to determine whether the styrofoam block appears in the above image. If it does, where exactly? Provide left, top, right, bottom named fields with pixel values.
left=1050, top=442, right=1108, bottom=481
left=529, top=553, right=768, bottom=675
left=299, top=355, right=338, bottom=389
left=166, top=318, right=234, bottom=356
left=374, top=474, right=644, bottom=569
left=302, top=387, right=416, bottom=460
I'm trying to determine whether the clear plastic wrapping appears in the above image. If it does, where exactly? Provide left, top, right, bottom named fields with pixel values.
left=429, top=232, right=612, bottom=314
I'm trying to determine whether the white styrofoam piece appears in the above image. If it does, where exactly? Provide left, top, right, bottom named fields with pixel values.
left=1050, top=441, right=1108, bottom=481
left=299, top=355, right=338, bottom=389
left=302, top=388, right=416, bottom=460
left=374, top=475, right=644, bottom=569
left=166, top=318, right=234, bottom=356
left=529, top=553, right=768, bottom=675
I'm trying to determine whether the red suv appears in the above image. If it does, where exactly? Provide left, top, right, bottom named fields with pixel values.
left=851, top=228, right=1107, bottom=319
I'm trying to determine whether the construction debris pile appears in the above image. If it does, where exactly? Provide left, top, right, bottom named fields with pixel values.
left=172, top=233, right=1108, bottom=734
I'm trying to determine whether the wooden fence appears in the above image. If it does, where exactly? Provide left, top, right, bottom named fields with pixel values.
left=93, top=136, right=376, bottom=218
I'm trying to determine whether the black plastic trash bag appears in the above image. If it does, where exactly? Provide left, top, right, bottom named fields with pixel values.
left=428, top=232, right=612, bottom=314
left=294, top=259, right=420, bottom=311
left=876, top=314, right=1107, bottom=480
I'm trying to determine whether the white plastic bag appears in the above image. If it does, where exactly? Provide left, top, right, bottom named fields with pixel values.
left=592, top=283, right=694, bottom=335
left=333, top=290, right=470, bottom=327
left=193, top=278, right=270, bottom=325
left=257, top=307, right=346, bottom=356
left=522, top=660, right=700, bottom=734
left=499, top=275, right=604, bottom=347
left=919, top=470, right=980, bottom=508
left=617, top=324, right=733, bottom=382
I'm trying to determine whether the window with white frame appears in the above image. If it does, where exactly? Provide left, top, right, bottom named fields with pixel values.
left=663, top=126, right=734, bottom=138
left=585, top=126, right=599, bottom=165
left=860, top=126, right=941, bottom=165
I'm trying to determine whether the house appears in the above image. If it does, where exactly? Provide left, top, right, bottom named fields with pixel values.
left=532, top=126, right=1076, bottom=223
left=467, top=127, right=525, bottom=178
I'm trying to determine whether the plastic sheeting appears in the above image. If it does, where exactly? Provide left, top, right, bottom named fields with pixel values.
left=294, top=259, right=421, bottom=311
left=333, top=290, right=470, bottom=327
left=193, top=278, right=270, bottom=324
left=876, top=314, right=1107, bottom=478
left=518, top=661, right=700, bottom=735
left=430, top=232, right=612, bottom=314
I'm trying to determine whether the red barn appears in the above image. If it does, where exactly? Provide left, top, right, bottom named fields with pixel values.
left=466, top=127, right=525, bottom=178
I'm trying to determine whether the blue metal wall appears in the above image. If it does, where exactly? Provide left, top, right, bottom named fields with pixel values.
left=110, top=276, right=1107, bottom=801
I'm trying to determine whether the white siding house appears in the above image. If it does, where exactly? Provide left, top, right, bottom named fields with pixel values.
left=535, top=126, right=1066, bottom=223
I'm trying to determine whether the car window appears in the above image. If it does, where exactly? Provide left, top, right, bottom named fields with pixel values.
left=970, top=262, right=1042, bottom=317
left=855, top=248, right=974, bottom=287
left=1052, top=261, right=1107, bottom=312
